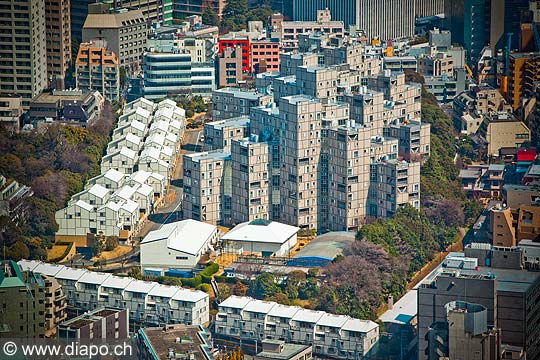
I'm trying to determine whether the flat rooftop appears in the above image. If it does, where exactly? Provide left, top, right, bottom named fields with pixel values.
left=205, top=116, right=249, bottom=130
left=184, top=150, right=231, bottom=162
left=140, top=325, right=212, bottom=360
left=256, top=343, right=311, bottom=360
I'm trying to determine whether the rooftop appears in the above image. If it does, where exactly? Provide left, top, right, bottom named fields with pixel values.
left=293, top=232, right=355, bottom=261
left=139, top=325, right=213, bottom=360
left=221, top=220, right=299, bottom=245
left=256, top=343, right=311, bottom=360
left=141, top=219, right=217, bottom=256
left=205, top=116, right=250, bottom=130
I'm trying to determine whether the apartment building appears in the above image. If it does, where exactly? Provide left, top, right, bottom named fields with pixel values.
left=42, top=274, right=67, bottom=337
left=477, top=112, right=531, bottom=156
left=204, top=116, right=250, bottom=151
left=182, top=150, right=231, bottom=225
left=215, top=296, right=379, bottom=359
left=0, top=260, right=46, bottom=338
left=55, top=98, right=183, bottom=243
left=0, top=94, right=23, bottom=132
left=45, top=0, right=70, bottom=89
left=250, top=39, right=281, bottom=74
left=418, top=53, right=454, bottom=77
left=18, top=260, right=210, bottom=326
left=383, top=57, right=418, bottom=73
left=58, top=307, right=128, bottom=339
left=212, top=88, right=273, bottom=121
left=371, top=160, right=421, bottom=218
left=217, top=46, right=244, bottom=88
left=506, top=52, right=540, bottom=111
left=29, top=89, right=104, bottom=125
left=75, top=40, right=120, bottom=101
left=82, top=5, right=147, bottom=71
left=277, top=10, right=345, bottom=51
left=218, top=36, right=250, bottom=73
left=0, top=0, right=47, bottom=108
left=231, top=138, right=270, bottom=224
left=106, top=0, right=173, bottom=25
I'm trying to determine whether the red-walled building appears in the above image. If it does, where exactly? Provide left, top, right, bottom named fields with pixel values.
left=218, top=37, right=250, bottom=73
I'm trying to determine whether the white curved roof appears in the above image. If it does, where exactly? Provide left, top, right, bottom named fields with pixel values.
left=221, top=220, right=299, bottom=244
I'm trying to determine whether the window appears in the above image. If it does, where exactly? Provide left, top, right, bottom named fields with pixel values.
left=176, top=256, right=188, bottom=260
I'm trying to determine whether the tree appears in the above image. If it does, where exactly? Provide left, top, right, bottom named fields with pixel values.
left=249, top=272, right=280, bottom=299
left=7, top=241, right=30, bottom=261
left=284, top=270, right=306, bottom=299
left=232, top=280, right=248, bottom=296
left=217, top=283, right=231, bottom=300
left=202, top=6, right=219, bottom=26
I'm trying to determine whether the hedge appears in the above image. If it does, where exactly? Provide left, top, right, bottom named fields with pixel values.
left=196, top=283, right=211, bottom=293
left=214, top=275, right=237, bottom=284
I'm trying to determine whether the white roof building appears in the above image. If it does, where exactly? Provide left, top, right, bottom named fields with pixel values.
left=221, top=220, right=300, bottom=257
left=216, top=296, right=379, bottom=359
left=56, top=97, right=184, bottom=243
left=141, top=219, right=219, bottom=271
left=18, top=260, right=209, bottom=326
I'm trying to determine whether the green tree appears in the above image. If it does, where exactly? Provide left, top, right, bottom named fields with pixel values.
left=202, top=6, right=219, bottom=26
left=249, top=273, right=279, bottom=299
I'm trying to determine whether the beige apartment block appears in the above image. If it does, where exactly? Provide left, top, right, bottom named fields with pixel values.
left=324, top=125, right=398, bottom=232
left=204, top=116, right=250, bottom=151
left=82, top=5, right=147, bottom=71
left=488, top=205, right=516, bottom=247
left=418, top=53, right=454, bottom=77
left=372, top=160, right=420, bottom=218
left=0, top=94, right=23, bottom=132
left=231, top=138, right=270, bottom=224
left=279, top=95, right=322, bottom=230
left=322, top=40, right=381, bottom=76
left=182, top=150, right=231, bottom=225
left=217, top=46, right=243, bottom=88
left=0, top=0, right=47, bottom=108
left=45, top=0, right=71, bottom=89
left=280, top=52, right=319, bottom=77
left=368, top=71, right=422, bottom=120
left=478, top=113, right=531, bottom=156
left=277, top=10, right=345, bottom=51
left=212, top=87, right=272, bottom=121
left=75, top=40, right=120, bottom=101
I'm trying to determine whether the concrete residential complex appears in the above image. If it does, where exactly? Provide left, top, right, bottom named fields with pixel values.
left=212, top=88, right=272, bottom=121
left=215, top=296, right=379, bottom=359
left=140, top=219, right=219, bottom=272
left=19, top=260, right=210, bottom=326
left=0, top=0, right=48, bottom=108
left=184, top=53, right=429, bottom=230
left=45, top=0, right=71, bottom=89
left=55, top=97, right=184, bottom=242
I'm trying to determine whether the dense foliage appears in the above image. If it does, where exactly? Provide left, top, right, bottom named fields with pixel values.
left=220, top=0, right=274, bottom=32
left=0, top=103, right=116, bottom=260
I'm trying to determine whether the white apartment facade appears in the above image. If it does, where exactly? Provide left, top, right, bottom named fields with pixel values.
left=215, top=296, right=379, bottom=359
left=18, top=260, right=210, bottom=326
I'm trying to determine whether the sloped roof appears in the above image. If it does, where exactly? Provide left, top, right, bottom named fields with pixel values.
left=221, top=220, right=299, bottom=244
